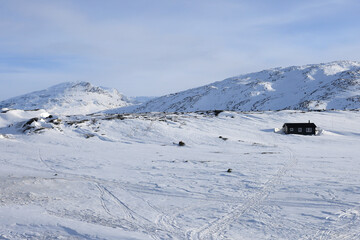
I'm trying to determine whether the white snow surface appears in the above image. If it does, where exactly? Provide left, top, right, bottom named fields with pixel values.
left=1, top=109, right=360, bottom=239
left=107, top=61, right=360, bottom=113
left=0, top=82, right=132, bottom=115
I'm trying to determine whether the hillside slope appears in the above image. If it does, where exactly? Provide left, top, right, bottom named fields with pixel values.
left=0, top=82, right=132, bottom=115
left=108, top=61, right=360, bottom=113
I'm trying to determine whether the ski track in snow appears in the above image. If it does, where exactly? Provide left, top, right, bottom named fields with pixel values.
left=38, top=149, right=57, bottom=173
left=93, top=183, right=162, bottom=239
left=31, top=152, right=180, bottom=239
left=95, top=183, right=113, bottom=217
left=187, top=147, right=297, bottom=239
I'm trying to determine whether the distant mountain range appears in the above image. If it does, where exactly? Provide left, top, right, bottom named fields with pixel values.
left=108, top=60, right=360, bottom=113
left=1, top=61, right=359, bottom=115
left=0, top=82, right=132, bottom=115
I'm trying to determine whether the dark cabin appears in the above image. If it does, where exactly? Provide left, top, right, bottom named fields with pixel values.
left=282, top=121, right=317, bottom=135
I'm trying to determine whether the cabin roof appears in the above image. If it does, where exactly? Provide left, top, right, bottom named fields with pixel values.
left=283, top=122, right=317, bottom=127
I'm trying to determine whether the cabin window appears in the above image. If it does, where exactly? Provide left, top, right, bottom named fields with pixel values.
left=298, top=128, right=302, bottom=132
left=289, top=128, right=294, bottom=132
left=306, top=128, right=312, bottom=133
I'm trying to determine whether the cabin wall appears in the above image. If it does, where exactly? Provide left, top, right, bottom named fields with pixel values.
left=283, top=124, right=316, bottom=135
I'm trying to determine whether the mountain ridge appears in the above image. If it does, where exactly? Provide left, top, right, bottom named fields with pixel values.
left=2, top=61, right=359, bottom=115
left=107, top=60, right=360, bottom=113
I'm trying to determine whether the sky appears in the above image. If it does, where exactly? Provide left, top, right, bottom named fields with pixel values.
left=0, top=0, right=360, bottom=100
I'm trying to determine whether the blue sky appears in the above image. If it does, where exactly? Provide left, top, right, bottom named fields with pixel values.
left=1, top=0, right=360, bottom=100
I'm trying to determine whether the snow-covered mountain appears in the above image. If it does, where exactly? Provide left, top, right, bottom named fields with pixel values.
left=109, top=61, right=360, bottom=113
left=0, top=82, right=132, bottom=115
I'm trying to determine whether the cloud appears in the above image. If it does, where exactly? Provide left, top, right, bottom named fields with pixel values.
left=0, top=0, right=359, bottom=100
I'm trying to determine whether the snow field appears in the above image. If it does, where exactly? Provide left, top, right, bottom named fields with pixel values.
left=0, top=110, right=359, bottom=239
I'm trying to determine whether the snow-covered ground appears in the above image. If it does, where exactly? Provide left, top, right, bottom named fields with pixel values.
left=0, top=109, right=359, bottom=239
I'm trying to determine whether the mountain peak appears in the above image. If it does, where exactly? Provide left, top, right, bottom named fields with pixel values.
left=44, top=81, right=106, bottom=93
left=0, top=81, right=132, bottom=115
